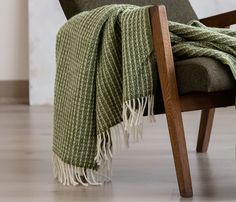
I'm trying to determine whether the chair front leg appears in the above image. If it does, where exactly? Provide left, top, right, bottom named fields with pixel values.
left=165, top=105, right=193, bottom=197
left=149, top=6, right=193, bottom=197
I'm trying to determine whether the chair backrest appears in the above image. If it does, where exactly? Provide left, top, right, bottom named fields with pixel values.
left=59, top=0, right=198, bottom=23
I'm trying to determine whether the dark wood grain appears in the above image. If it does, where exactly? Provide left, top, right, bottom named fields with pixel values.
left=150, top=6, right=193, bottom=197
left=196, top=108, right=215, bottom=153
left=180, top=90, right=236, bottom=112
left=200, top=10, right=236, bottom=28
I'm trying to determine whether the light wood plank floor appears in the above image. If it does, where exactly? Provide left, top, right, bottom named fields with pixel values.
left=0, top=105, right=236, bottom=202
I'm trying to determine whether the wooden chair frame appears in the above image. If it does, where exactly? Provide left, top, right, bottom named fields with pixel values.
left=150, top=6, right=236, bottom=197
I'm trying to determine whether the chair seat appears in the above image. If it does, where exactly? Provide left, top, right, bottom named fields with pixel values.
left=175, top=57, right=236, bottom=95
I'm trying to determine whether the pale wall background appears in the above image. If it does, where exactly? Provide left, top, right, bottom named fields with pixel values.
left=29, top=0, right=65, bottom=105
left=0, top=0, right=28, bottom=80
left=24, top=0, right=236, bottom=105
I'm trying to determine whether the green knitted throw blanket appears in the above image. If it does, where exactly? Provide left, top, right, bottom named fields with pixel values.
left=53, top=5, right=236, bottom=186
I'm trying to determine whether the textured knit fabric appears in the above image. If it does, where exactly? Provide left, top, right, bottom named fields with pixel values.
left=53, top=5, right=236, bottom=186
left=170, top=20, right=236, bottom=79
left=53, top=5, right=154, bottom=185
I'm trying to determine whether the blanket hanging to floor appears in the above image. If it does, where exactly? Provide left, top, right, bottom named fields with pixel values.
left=53, top=4, right=236, bottom=186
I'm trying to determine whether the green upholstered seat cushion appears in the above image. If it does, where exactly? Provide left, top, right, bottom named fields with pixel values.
left=175, top=57, right=236, bottom=94
left=59, top=0, right=198, bottom=23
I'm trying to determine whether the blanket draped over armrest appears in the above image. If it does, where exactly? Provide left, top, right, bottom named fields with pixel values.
left=53, top=5, right=236, bottom=186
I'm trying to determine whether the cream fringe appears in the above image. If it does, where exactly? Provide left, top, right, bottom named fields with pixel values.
left=53, top=153, right=112, bottom=186
left=122, top=95, right=156, bottom=143
left=53, top=95, right=155, bottom=186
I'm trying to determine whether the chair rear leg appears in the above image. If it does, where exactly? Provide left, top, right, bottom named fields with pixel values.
left=196, top=108, right=215, bottom=153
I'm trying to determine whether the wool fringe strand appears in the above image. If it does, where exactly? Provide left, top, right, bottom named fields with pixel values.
left=122, top=95, right=155, bottom=143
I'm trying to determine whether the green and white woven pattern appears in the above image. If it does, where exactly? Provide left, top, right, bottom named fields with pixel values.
left=53, top=5, right=236, bottom=186
left=170, top=20, right=236, bottom=78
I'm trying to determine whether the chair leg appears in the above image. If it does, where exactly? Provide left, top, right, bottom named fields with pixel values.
left=196, top=108, right=215, bottom=153
left=149, top=6, right=193, bottom=197
left=165, top=110, right=193, bottom=197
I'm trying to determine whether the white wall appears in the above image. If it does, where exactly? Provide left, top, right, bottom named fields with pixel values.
left=190, top=0, right=236, bottom=18
left=29, top=0, right=236, bottom=105
left=29, top=0, right=65, bottom=105
left=0, top=0, right=28, bottom=80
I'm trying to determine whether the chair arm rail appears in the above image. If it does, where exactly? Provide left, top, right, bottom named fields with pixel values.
left=200, top=10, right=236, bottom=28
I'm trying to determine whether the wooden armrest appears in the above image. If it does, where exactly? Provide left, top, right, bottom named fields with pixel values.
left=149, top=5, right=181, bottom=112
left=200, top=10, right=236, bottom=28
left=149, top=6, right=179, bottom=99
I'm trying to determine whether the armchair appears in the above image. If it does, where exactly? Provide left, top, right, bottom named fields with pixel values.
left=58, top=0, right=236, bottom=197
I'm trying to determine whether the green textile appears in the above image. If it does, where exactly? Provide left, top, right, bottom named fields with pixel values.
left=170, top=20, right=236, bottom=79
left=53, top=5, right=236, bottom=186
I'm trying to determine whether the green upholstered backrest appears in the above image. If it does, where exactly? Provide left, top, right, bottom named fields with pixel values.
left=59, top=0, right=198, bottom=23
